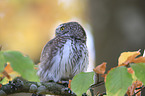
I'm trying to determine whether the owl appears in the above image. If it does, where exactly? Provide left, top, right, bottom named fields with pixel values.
left=37, top=22, right=89, bottom=82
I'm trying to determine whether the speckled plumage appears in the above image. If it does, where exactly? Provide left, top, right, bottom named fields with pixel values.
left=37, top=22, right=88, bottom=82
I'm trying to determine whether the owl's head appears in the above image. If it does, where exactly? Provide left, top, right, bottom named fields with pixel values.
left=55, top=22, right=87, bottom=42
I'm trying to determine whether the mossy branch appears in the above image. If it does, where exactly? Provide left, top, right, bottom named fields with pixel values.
left=0, top=77, right=76, bottom=96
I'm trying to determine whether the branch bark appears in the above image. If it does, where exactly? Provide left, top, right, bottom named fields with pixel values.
left=0, top=77, right=76, bottom=96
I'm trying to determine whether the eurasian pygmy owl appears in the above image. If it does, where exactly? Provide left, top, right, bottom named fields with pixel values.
left=37, top=22, right=89, bottom=82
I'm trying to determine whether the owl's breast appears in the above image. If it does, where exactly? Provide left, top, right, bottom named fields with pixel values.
left=57, top=39, right=88, bottom=80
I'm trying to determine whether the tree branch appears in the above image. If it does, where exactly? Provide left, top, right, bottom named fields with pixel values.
left=0, top=77, right=76, bottom=96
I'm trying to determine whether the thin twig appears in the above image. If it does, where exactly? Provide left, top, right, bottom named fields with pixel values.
left=97, top=73, right=100, bottom=83
left=90, top=81, right=104, bottom=88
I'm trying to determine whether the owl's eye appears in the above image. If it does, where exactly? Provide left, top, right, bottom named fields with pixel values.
left=60, top=26, right=64, bottom=31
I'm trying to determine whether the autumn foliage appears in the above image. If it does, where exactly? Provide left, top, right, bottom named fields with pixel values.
left=92, top=50, right=145, bottom=96
left=1, top=50, right=145, bottom=96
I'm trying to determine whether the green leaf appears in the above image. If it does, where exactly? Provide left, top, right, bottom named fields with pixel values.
left=105, top=66, right=133, bottom=96
left=0, top=51, right=5, bottom=72
left=0, top=50, right=39, bottom=82
left=131, top=63, right=145, bottom=85
left=71, top=72, right=94, bottom=96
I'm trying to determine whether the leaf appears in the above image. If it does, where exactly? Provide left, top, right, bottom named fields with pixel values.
left=1, top=62, right=21, bottom=83
left=0, top=51, right=5, bottom=72
left=105, top=66, right=133, bottom=96
left=0, top=83, right=2, bottom=88
left=127, top=67, right=134, bottom=74
left=118, top=51, right=140, bottom=65
left=131, top=63, right=145, bottom=85
left=0, top=75, right=11, bottom=84
left=2, top=71, right=11, bottom=79
left=127, top=68, right=137, bottom=83
left=127, top=82, right=136, bottom=96
left=93, top=62, right=107, bottom=74
left=0, top=51, right=39, bottom=82
left=71, top=72, right=94, bottom=96
left=68, top=80, right=72, bottom=89
left=127, top=81, right=143, bottom=96
left=132, top=56, right=145, bottom=63
left=4, top=62, right=14, bottom=73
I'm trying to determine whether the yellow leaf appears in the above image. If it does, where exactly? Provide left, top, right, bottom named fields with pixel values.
left=118, top=51, right=140, bottom=65
left=9, top=71, right=21, bottom=80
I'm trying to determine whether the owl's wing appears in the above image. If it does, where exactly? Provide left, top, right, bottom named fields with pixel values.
left=40, top=40, right=52, bottom=62
left=37, top=38, right=56, bottom=81
left=40, top=38, right=55, bottom=70
left=38, top=36, right=67, bottom=81
left=39, top=36, right=65, bottom=70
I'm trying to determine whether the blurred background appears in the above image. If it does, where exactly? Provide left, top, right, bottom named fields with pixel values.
left=1, top=0, right=145, bottom=95
left=0, top=0, right=95, bottom=70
